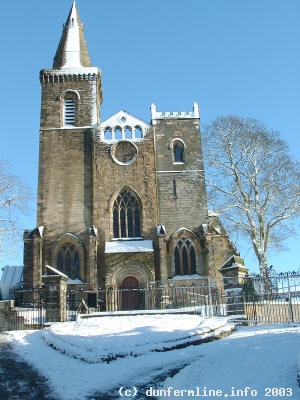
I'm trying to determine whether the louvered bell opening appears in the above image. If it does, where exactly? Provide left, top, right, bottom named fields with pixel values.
left=64, top=99, right=76, bottom=125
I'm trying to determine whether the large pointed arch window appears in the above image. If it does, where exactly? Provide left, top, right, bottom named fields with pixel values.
left=56, top=243, right=81, bottom=280
left=174, top=237, right=197, bottom=275
left=113, top=189, right=142, bottom=238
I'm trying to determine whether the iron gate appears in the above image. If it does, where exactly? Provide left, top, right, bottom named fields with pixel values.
left=8, top=286, right=46, bottom=330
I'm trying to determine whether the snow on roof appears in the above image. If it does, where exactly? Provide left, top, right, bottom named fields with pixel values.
left=0, top=265, right=23, bottom=300
left=171, top=274, right=203, bottom=280
left=100, top=109, right=150, bottom=129
left=98, top=110, right=150, bottom=142
left=43, top=67, right=100, bottom=76
left=44, top=265, right=68, bottom=278
left=201, top=223, right=208, bottom=234
left=0, top=265, right=23, bottom=285
left=105, top=240, right=153, bottom=254
left=219, top=255, right=245, bottom=270
left=61, top=2, right=85, bottom=69
left=67, top=278, right=85, bottom=285
left=214, top=227, right=221, bottom=234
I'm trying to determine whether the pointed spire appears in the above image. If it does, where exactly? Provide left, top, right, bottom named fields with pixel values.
left=53, top=1, right=91, bottom=69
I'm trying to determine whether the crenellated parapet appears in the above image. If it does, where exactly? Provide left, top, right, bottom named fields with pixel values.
left=40, top=67, right=101, bottom=83
left=151, top=102, right=199, bottom=124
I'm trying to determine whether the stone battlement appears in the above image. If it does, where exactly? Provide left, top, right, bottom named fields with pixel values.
left=151, top=102, right=199, bottom=123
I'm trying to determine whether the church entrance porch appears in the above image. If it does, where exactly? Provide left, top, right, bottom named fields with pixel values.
left=121, top=276, right=144, bottom=310
left=103, top=247, right=156, bottom=310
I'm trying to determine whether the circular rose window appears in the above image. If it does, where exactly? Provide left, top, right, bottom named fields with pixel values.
left=111, top=141, right=138, bottom=165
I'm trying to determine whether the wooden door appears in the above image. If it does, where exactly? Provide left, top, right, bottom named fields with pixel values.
left=121, top=276, right=140, bottom=310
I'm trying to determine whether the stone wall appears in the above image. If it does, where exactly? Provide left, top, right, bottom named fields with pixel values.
left=153, top=118, right=208, bottom=234
left=25, top=50, right=238, bottom=291
left=39, top=75, right=101, bottom=129
left=37, top=129, right=93, bottom=237
left=0, top=301, right=19, bottom=332
left=205, top=233, right=237, bottom=277
left=31, top=69, right=103, bottom=283
left=93, top=132, right=159, bottom=242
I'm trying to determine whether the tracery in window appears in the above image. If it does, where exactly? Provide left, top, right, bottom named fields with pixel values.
left=173, top=142, right=185, bottom=163
left=56, top=243, right=81, bottom=279
left=174, top=237, right=197, bottom=275
left=113, top=189, right=142, bottom=238
left=111, top=141, right=138, bottom=165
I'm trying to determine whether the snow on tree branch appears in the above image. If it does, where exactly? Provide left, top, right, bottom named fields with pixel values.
left=0, top=160, right=31, bottom=258
left=190, top=116, right=300, bottom=277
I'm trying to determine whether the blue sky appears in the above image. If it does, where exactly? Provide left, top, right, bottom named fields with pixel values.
left=0, top=0, right=299, bottom=275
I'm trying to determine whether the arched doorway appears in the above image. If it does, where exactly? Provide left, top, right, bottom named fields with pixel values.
left=121, top=276, right=143, bottom=310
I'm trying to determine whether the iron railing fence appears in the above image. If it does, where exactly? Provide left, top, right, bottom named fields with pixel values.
left=67, top=274, right=300, bottom=324
left=239, top=273, right=300, bottom=325
left=95, top=285, right=226, bottom=318
left=6, top=273, right=300, bottom=328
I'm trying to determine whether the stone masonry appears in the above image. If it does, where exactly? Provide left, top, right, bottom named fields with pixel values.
left=23, top=2, right=240, bottom=309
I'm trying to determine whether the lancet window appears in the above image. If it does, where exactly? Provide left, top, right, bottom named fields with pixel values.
left=174, top=237, right=197, bottom=275
left=56, top=243, right=81, bottom=279
left=102, top=123, right=145, bottom=141
left=173, top=141, right=185, bottom=163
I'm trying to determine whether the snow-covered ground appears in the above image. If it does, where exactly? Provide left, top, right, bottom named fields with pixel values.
left=41, top=314, right=231, bottom=362
left=7, top=315, right=300, bottom=400
left=161, top=324, right=300, bottom=399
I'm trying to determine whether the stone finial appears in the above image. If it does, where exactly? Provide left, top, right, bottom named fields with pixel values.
left=156, top=224, right=166, bottom=236
left=193, top=102, right=200, bottom=118
left=150, top=103, right=157, bottom=113
left=89, top=225, right=98, bottom=236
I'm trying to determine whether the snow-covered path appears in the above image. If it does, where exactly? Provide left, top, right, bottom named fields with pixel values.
left=9, top=328, right=206, bottom=400
left=160, top=324, right=300, bottom=399
left=7, top=317, right=300, bottom=400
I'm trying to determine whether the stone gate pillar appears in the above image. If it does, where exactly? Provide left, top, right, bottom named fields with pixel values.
left=219, top=255, right=248, bottom=316
left=23, top=226, right=44, bottom=287
left=42, top=265, right=68, bottom=322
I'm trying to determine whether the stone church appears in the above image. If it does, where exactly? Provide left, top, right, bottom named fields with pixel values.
left=23, top=1, right=238, bottom=294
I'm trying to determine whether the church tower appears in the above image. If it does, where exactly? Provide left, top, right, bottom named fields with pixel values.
left=24, top=2, right=102, bottom=288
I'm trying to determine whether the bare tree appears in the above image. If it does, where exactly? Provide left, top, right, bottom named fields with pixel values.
left=0, top=161, right=31, bottom=258
left=202, top=116, right=300, bottom=277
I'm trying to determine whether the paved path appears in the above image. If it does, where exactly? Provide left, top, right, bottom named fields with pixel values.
left=0, top=334, right=56, bottom=400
